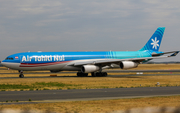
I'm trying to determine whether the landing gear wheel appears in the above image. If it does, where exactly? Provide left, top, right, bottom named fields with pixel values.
left=83, top=73, right=88, bottom=77
left=91, top=72, right=96, bottom=77
left=96, top=72, right=101, bottom=77
left=77, top=72, right=88, bottom=77
left=77, top=72, right=81, bottom=77
left=92, top=72, right=108, bottom=77
left=19, top=74, right=24, bottom=78
left=102, top=72, right=107, bottom=77
left=19, top=70, right=24, bottom=78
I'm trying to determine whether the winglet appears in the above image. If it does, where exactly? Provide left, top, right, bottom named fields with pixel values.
left=170, top=51, right=179, bottom=57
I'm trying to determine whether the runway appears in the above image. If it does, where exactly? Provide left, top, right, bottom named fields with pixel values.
left=1, top=69, right=180, bottom=74
left=0, top=70, right=180, bottom=79
left=1, top=69, right=180, bottom=104
left=1, top=87, right=180, bottom=103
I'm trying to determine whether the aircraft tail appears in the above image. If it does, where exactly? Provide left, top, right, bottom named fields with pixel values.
left=139, top=27, right=165, bottom=51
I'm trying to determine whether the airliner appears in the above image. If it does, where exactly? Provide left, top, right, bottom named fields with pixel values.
left=1, top=27, right=179, bottom=78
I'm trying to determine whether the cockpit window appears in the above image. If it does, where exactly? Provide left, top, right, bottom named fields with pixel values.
left=5, top=57, right=14, bottom=60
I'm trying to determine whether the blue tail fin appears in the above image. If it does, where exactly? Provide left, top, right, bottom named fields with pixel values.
left=139, top=27, right=165, bottom=51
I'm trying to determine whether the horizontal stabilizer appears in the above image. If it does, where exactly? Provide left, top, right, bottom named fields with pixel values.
left=152, top=51, right=180, bottom=57
left=170, top=51, right=179, bottom=57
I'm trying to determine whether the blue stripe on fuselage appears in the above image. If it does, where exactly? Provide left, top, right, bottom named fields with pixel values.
left=2, top=50, right=154, bottom=64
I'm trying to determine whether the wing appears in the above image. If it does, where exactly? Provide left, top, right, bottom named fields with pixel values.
left=68, top=51, right=179, bottom=66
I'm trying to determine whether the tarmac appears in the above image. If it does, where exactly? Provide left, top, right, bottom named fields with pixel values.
left=1, top=70, right=180, bottom=105
left=1, top=86, right=180, bottom=104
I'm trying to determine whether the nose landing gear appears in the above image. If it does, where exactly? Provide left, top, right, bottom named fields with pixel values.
left=18, top=70, right=24, bottom=78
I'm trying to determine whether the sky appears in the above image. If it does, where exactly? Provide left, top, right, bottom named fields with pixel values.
left=0, top=0, right=180, bottom=62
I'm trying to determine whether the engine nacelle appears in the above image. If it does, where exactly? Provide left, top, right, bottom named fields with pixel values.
left=81, top=65, right=100, bottom=73
left=120, top=61, right=139, bottom=69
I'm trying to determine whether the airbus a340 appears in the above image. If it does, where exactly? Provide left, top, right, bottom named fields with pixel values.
left=1, top=27, right=179, bottom=78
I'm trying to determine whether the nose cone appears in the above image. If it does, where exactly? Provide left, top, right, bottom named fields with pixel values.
left=0, top=60, right=19, bottom=69
left=1, top=60, right=12, bottom=67
left=1, top=60, right=6, bottom=67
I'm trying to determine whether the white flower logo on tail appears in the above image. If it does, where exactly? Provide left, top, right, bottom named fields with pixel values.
left=151, top=37, right=159, bottom=49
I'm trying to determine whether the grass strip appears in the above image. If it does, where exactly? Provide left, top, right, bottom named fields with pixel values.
left=34, top=82, right=75, bottom=87
left=0, top=82, right=80, bottom=91
left=0, top=84, right=31, bottom=89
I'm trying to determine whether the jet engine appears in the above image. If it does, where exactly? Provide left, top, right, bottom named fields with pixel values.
left=120, top=61, right=139, bottom=69
left=81, top=65, right=100, bottom=73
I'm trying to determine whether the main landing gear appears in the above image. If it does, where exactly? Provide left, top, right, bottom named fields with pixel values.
left=18, top=70, right=24, bottom=78
left=76, top=72, right=108, bottom=77
left=77, top=72, right=88, bottom=77
left=91, top=72, right=107, bottom=77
